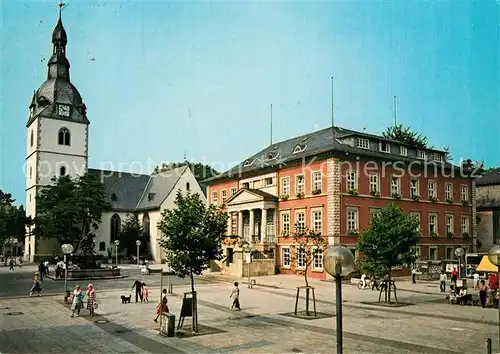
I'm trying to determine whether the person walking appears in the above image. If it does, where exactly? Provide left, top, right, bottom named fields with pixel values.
left=9, top=259, right=14, bottom=271
left=29, top=271, right=42, bottom=296
left=132, top=280, right=143, bottom=303
left=472, top=271, right=480, bottom=288
left=38, top=262, right=45, bottom=281
left=451, top=267, right=458, bottom=284
left=439, top=271, right=447, bottom=293
left=412, top=268, right=417, bottom=284
left=86, top=284, right=97, bottom=316
left=18, top=256, right=23, bottom=268
left=230, top=282, right=241, bottom=311
left=154, top=290, right=168, bottom=323
left=70, top=285, right=84, bottom=317
left=478, top=280, right=488, bottom=308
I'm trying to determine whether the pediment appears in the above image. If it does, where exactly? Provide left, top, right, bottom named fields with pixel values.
left=226, top=188, right=278, bottom=206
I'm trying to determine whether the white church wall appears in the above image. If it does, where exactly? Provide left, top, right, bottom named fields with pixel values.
left=39, top=118, right=87, bottom=156
left=94, top=211, right=130, bottom=258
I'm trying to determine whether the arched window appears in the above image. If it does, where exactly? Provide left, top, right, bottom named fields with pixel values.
left=30, top=130, right=34, bottom=147
left=58, top=127, right=71, bottom=146
left=186, top=182, right=190, bottom=191
left=110, top=214, right=121, bottom=243
left=99, top=242, right=106, bottom=251
left=142, top=212, right=150, bottom=236
left=60, top=166, right=66, bottom=176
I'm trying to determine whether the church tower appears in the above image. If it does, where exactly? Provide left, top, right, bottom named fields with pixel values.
left=25, top=4, right=89, bottom=261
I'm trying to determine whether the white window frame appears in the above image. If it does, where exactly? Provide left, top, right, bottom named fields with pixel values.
left=410, top=212, right=421, bottom=232
left=311, top=171, right=322, bottom=193
left=400, top=146, right=408, bottom=156
left=296, top=247, right=306, bottom=269
left=428, top=180, right=436, bottom=198
left=379, top=141, right=390, bottom=153
left=433, top=153, right=443, bottom=162
left=410, top=178, right=420, bottom=197
left=295, top=210, right=306, bottom=232
left=416, top=150, right=427, bottom=160
left=281, top=177, right=290, bottom=196
left=281, top=212, right=290, bottom=236
left=369, top=173, right=379, bottom=193
left=312, top=247, right=323, bottom=271
left=445, top=214, right=454, bottom=234
left=429, top=246, right=438, bottom=261
left=461, top=216, right=469, bottom=234
left=347, top=208, right=359, bottom=233
left=281, top=247, right=291, bottom=268
left=391, top=176, right=401, bottom=195
left=221, top=190, right=227, bottom=203
left=295, top=175, right=305, bottom=194
left=356, top=138, right=370, bottom=149
left=230, top=188, right=237, bottom=196
left=460, top=185, right=469, bottom=202
left=311, top=209, right=322, bottom=234
left=347, top=170, right=357, bottom=191
left=211, top=191, right=218, bottom=204
left=429, top=213, right=438, bottom=235
left=445, top=183, right=453, bottom=201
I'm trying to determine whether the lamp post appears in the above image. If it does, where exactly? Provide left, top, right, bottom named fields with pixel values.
left=242, top=244, right=251, bottom=288
left=114, top=240, right=120, bottom=266
left=323, top=246, right=356, bottom=354
left=454, top=247, right=465, bottom=280
left=488, top=245, right=500, bottom=351
left=136, top=240, right=141, bottom=268
left=61, top=243, right=74, bottom=303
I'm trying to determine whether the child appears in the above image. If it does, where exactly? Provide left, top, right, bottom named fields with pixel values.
left=142, top=282, right=149, bottom=303
left=230, top=282, right=240, bottom=311
left=154, top=292, right=168, bottom=323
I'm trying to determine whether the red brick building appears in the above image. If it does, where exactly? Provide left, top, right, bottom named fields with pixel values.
left=204, top=126, right=476, bottom=280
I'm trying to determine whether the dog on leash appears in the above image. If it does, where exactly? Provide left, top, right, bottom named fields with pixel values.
left=121, top=295, right=131, bottom=304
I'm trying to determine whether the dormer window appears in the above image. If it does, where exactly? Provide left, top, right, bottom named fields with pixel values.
left=243, top=159, right=254, bottom=167
left=293, top=144, right=307, bottom=154
left=356, top=138, right=370, bottom=149
left=148, top=193, right=156, bottom=201
left=399, top=146, right=408, bottom=156
left=111, top=193, right=118, bottom=201
left=416, top=150, right=427, bottom=160
left=266, top=152, right=278, bottom=161
left=379, top=141, right=390, bottom=153
left=433, top=153, right=444, bottom=162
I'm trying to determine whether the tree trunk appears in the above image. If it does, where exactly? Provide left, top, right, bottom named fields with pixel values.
left=304, top=265, right=309, bottom=287
left=388, top=262, right=392, bottom=303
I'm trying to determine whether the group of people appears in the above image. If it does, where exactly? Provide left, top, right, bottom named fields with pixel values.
left=131, top=280, right=150, bottom=303
left=70, top=284, right=98, bottom=317
left=444, top=269, right=498, bottom=308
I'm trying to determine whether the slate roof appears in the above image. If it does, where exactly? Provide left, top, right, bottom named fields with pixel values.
left=475, top=168, right=500, bottom=186
left=204, top=126, right=458, bottom=184
left=88, top=166, right=188, bottom=212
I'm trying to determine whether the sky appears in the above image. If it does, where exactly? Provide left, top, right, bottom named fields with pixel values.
left=1, top=0, right=499, bottom=205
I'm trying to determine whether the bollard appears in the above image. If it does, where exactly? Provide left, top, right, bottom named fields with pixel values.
left=167, top=313, right=176, bottom=337
left=168, top=284, right=173, bottom=294
left=486, top=337, right=492, bottom=354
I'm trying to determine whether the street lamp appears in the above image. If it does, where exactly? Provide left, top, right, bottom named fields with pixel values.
left=61, top=243, right=74, bottom=303
left=136, top=240, right=141, bottom=268
left=114, top=240, right=120, bottom=266
left=323, top=246, right=356, bottom=354
left=242, top=244, right=252, bottom=288
left=454, top=247, right=465, bottom=279
left=488, top=245, right=500, bottom=351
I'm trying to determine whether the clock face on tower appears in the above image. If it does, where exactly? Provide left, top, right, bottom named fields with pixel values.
left=57, top=104, right=71, bottom=117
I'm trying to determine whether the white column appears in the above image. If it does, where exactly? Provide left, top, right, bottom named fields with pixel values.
left=249, top=209, right=255, bottom=244
left=227, top=212, right=232, bottom=235
left=261, top=208, right=267, bottom=244
left=238, top=211, right=244, bottom=237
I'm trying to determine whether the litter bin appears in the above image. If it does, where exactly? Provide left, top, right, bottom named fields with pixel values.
left=160, top=312, right=176, bottom=337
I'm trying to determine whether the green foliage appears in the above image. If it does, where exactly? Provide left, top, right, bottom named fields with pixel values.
left=158, top=190, right=228, bottom=292
left=119, top=214, right=149, bottom=257
left=0, top=190, right=30, bottom=249
left=382, top=124, right=429, bottom=148
left=33, top=173, right=110, bottom=254
left=357, top=204, right=420, bottom=276
left=461, top=159, right=485, bottom=177
left=153, top=161, right=219, bottom=183
left=291, top=223, right=327, bottom=287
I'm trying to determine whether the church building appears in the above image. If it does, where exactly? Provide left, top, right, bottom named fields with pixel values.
left=25, top=8, right=205, bottom=262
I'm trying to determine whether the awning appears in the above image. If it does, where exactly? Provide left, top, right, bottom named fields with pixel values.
left=476, top=255, right=499, bottom=273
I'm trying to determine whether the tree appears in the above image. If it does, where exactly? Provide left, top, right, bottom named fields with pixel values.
left=153, top=161, right=219, bottom=183
left=158, top=190, right=228, bottom=331
left=119, top=213, right=149, bottom=258
left=356, top=204, right=420, bottom=302
left=33, top=173, right=110, bottom=254
left=0, top=190, right=29, bottom=254
left=382, top=124, right=429, bottom=148
left=290, top=223, right=327, bottom=316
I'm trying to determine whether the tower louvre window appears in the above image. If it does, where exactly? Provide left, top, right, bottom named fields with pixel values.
left=59, top=166, right=66, bottom=176
left=58, top=127, right=71, bottom=146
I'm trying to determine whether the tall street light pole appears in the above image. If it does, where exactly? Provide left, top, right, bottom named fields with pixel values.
left=488, top=245, right=500, bottom=351
left=323, top=246, right=356, bottom=354
left=114, top=240, right=120, bottom=266
left=61, top=243, right=74, bottom=303
left=454, top=247, right=465, bottom=281
left=136, top=240, right=141, bottom=268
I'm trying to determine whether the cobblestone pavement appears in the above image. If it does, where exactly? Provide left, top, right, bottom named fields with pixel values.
left=0, top=274, right=497, bottom=354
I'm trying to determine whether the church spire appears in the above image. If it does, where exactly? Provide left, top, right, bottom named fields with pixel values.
left=47, top=1, right=70, bottom=81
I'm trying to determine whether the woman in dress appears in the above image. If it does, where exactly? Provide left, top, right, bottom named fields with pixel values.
left=154, top=296, right=168, bottom=323
left=86, top=284, right=97, bottom=316
left=29, top=271, right=42, bottom=296
left=70, top=285, right=84, bottom=317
